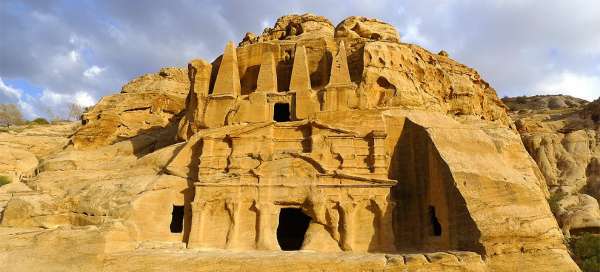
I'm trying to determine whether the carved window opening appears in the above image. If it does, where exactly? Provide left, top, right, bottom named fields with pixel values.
left=428, top=206, right=442, bottom=236
left=274, top=103, right=291, bottom=122
left=170, top=205, right=184, bottom=233
left=277, top=208, right=311, bottom=250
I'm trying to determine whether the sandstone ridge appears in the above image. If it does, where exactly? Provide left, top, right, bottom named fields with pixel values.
left=504, top=95, right=600, bottom=237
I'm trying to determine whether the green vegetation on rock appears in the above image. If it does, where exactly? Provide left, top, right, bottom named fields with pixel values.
left=548, top=191, right=567, bottom=214
left=0, top=175, right=11, bottom=187
left=570, top=233, right=600, bottom=272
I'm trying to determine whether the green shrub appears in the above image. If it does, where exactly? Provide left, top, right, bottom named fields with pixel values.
left=571, top=233, right=600, bottom=272
left=548, top=191, right=567, bottom=214
left=515, top=96, right=528, bottom=104
left=30, top=117, right=50, bottom=125
left=0, top=175, right=10, bottom=187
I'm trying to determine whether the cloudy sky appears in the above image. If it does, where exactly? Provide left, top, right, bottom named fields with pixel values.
left=1, top=0, right=599, bottom=119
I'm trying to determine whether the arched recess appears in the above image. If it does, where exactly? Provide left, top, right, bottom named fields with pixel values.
left=389, top=118, right=484, bottom=253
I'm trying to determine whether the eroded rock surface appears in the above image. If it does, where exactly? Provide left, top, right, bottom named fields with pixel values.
left=72, top=67, right=188, bottom=149
left=505, top=95, right=600, bottom=236
left=240, top=13, right=334, bottom=46
left=335, top=16, right=400, bottom=42
left=0, top=14, right=581, bottom=272
left=0, top=122, right=77, bottom=181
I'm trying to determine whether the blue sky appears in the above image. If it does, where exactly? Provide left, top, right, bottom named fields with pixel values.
left=1, top=0, right=599, bottom=119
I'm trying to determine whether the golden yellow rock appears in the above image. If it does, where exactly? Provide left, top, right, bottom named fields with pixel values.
left=256, top=50, right=278, bottom=93
left=335, top=16, right=401, bottom=42
left=72, top=67, right=188, bottom=149
left=505, top=95, right=600, bottom=238
left=212, top=41, right=242, bottom=97
left=0, top=14, right=583, bottom=272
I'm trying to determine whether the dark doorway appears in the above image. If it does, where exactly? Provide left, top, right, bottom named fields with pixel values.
left=429, top=206, right=442, bottom=236
left=273, top=103, right=291, bottom=122
left=277, top=208, right=311, bottom=250
left=170, top=205, right=184, bottom=233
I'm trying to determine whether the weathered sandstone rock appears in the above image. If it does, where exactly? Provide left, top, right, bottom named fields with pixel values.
left=0, top=146, right=37, bottom=182
left=581, top=97, right=600, bottom=122
left=0, top=122, right=77, bottom=181
left=355, top=42, right=509, bottom=124
left=505, top=95, right=600, bottom=236
left=240, top=13, right=334, bottom=46
left=335, top=16, right=400, bottom=42
left=503, top=94, right=588, bottom=112
left=72, top=67, right=188, bottom=149
left=0, top=14, right=582, bottom=272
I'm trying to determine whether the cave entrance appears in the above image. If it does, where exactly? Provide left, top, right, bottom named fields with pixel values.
left=277, top=208, right=311, bottom=250
left=273, top=103, right=291, bottom=122
left=170, top=205, right=184, bottom=233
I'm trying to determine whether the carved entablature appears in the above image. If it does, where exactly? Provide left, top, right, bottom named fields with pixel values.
left=192, top=120, right=389, bottom=182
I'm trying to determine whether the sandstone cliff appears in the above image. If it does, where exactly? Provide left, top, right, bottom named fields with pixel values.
left=504, top=95, right=600, bottom=237
left=0, top=14, right=580, bottom=272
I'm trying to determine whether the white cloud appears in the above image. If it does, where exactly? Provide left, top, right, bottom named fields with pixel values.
left=40, top=89, right=96, bottom=107
left=83, top=65, right=106, bottom=78
left=535, top=71, right=600, bottom=101
left=399, top=19, right=431, bottom=48
left=0, top=77, right=22, bottom=99
left=0, top=78, right=38, bottom=118
left=37, top=89, right=97, bottom=118
left=69, top=50, right=80, bottom=62
left=74, top=91, right=96, bottom=107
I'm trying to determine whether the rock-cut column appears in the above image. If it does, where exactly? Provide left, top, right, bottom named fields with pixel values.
left=371, top=197, right=397, bottom=252
left=225, top=198, right=240, bottom=249
left=212, top=41, right=241, bottom=97
left=187, top=199, right=213, bottom=249
left=255, top=201, right=281, bottom=250
left=338, top=200, right=358, bottom=251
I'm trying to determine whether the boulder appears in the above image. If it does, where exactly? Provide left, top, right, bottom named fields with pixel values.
left=335, top=16, right=400, bottom=42
left=239, top=13, right=334, bottom=46
left=556, top=193, right=600, bottom=235
left=72, top=67, right=189, bottom=149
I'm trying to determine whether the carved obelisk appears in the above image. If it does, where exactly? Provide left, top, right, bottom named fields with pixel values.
left=324, top=41, right=355, bottom=111
left=291, top=45, right=319, bottom=118
left=212, top=41, right=241, bottom=97
left=256, top=50, right=277, bottom=93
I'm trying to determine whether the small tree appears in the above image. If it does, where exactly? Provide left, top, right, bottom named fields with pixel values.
left=30, top=117, right=50, bottom=125
left=0, top=103, right=24, bottom=127
left=43, top=106, right=61, bottom=123
left=68, top=103, right=84, bottom=121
